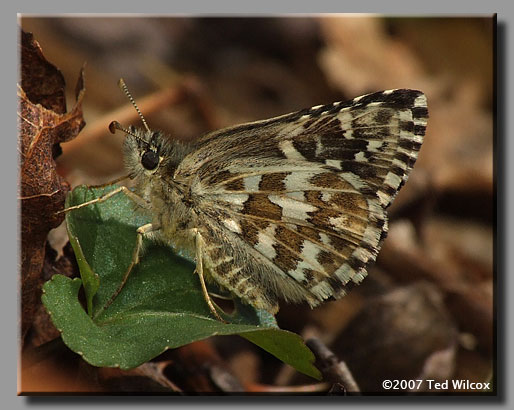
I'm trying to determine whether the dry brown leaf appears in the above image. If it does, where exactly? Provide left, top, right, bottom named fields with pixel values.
left=18, top=29, right=85, bottom=339
left=30, top=242, right=79, bottom=347
left=332, top=282, right=458, bottom=392
left=318, top=17, right=428, bottom=96
left=413, top=345, right=457, bottom=392
left=420, top=81, right=493, bottom=195
left=162, top=341, right=244, bottom=392
left=379, top=219, right=493, bottom=354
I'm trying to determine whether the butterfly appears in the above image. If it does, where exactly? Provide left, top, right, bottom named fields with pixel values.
left=64, top=80, right=427, bottom=322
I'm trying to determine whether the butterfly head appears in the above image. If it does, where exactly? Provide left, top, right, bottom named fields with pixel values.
left=109, top=121, right=165, bottom=178
left=109, top=79, right=194, bottom=185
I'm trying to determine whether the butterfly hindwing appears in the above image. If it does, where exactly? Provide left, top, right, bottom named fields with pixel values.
left=173, top=89, right=427, bottom=312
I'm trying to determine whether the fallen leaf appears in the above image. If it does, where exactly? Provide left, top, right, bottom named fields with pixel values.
left=332, top=282, right=458, bottom=392
left=19, top=29, right=85, bottom=339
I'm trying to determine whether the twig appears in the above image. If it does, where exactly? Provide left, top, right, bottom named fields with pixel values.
left=306, top=337, right=360, bottom=394
left=167, top=340, right=245, bottom=393
left=181, top=75, right=224, bottom=131
left=140, top=58, right=223, bottom=131
left=98, top=362, right=182, bottom=393
left=209, top=365, right=245, bottom=393
left=62, top=84, right=188, bottom=156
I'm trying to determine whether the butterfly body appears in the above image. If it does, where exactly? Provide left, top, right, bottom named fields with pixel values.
left=119, top=89, right=428, bottom=315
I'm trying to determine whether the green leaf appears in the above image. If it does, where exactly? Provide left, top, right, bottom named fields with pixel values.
left=66, top=229, right=99, bottom=317
left=42, top=185, right=320, bottom=380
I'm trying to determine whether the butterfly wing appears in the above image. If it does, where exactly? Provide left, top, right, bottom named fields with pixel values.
left=182, top=89, right=427, bottom=207
left=176, top=89, right=427, bottom=313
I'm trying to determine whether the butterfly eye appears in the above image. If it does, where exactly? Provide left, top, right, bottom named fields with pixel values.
left=141, top=150, right=159, bottom=170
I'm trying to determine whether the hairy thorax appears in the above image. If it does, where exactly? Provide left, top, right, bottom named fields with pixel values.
left=139, top=174, right=197, bottom=255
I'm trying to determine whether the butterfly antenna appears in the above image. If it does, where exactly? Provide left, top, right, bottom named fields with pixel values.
left=109, top=120, right=150, bottom=147
left=118, top=78, right=152, bottom=133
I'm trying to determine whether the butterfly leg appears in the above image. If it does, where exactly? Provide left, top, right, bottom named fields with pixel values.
left=193, top=229, right=227, bottom=323
left=56, top=185, right=148, bottom=215
left=100, top=222, right=160, bottom=313
left=87, top=174, right=130, bottom=189
left=59, top=184, right=155, bottom=314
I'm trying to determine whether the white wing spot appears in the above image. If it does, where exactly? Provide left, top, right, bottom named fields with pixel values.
left=319, top=233, right=332, bottom=246
left=269, top=195, right=317, bottom=221
left=353, top=247, right=373, bottom=263
left=354, top=152, right=366, bottom=162
left=377, top=190, right=390, bottom=206
left=398, top=146, right=414, bottom=157
left=392, top=158, right=407, bottom=170
left=310, top=281, right=334, bottom=300
left=399, top=109, right=412, bottom=122
left=414, top=94, right=427, bottom=107
left=325, top=159, right=342, bottom=169
left=329, top=215, right=349, bottom=229
left=334, top=263, right=353, bottom=283
left=337, top=110, right=354, bottom=125
left=384, top=173, right=402, bottom=189
left=321, top=192, right=333, bottom=202
left=222, top=219, right=241, bottom=234
left=220, top=193, right=249, bottom=209
left=284, top=171, right=322, bottom=191
left=351, top=271, right=366, bottom=283
left=279, top=139, right=306, bottom=160
left=243, top=175, right=262, bottom=192
left=289, top=241, right=324, bottom=282
left=368, top=140, right=383, bottom=152
left=254, top=224, right=278, bottom=260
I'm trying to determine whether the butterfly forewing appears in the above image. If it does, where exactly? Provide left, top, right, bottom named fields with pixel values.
left=175, top=89, right=427, bottom=313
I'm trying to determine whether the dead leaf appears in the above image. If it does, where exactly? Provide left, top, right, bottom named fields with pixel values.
left=332, top=282, right=458, bottom=392
left=18, top=29, right=85, bottom=339
left=318, top=17, right=428, bottom=96
left=162, top=340, right=244, bottom=392
left=30, top=242, right=79, bottom=347
left=413, top=345, right=456, bottom=392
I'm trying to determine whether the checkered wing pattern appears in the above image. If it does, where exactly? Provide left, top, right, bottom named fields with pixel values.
left=175, top=89, right=427, bottom=313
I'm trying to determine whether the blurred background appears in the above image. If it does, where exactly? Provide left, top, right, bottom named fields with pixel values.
left=19, top=15, right=494, bottom=393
